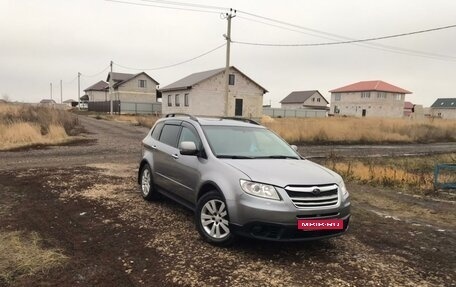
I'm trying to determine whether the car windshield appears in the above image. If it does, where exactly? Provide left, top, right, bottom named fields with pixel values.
left=202, top=125, right=299, bottom=159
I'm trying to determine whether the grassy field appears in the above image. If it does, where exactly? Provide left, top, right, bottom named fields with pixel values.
left=0, top=103, right=83, bottom=150
left=315, top=153, right=456, bottom=195
left=0, top=231, right=67, bottom=284
left=92, top=114, right=158, bottom=128
left=262, top=117, right=456, bottom=144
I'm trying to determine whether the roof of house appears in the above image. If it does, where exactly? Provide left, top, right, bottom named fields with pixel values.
left=40, top=99, right=56, bottom=104
left=404, top=101, right=414, bottom=109
left=63, top=99, right=78, bottom=103
left=160, top=66, right=268, bottom=93
left=280, top=90, right=328, bottom=104
left=84, top=80, right=109, bottom=92
left=329, top=80, right=412, bottom=94
left=431, top=98, right=456, bottom=109
left=106, top=72, right=159, bottom=88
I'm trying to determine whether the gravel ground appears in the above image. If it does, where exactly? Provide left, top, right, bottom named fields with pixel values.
left=0, top=116, right=455, bottom=286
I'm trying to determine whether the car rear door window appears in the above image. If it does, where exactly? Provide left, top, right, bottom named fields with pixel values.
left=151, top=122, right=164, bottom=140
left=159, top=124, right=181, bottom=147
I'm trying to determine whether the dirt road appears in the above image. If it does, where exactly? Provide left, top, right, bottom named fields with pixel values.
left=1, top=116, right=455, bottom=286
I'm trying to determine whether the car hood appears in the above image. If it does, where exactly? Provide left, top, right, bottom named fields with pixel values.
left=222, top=159, right=340, bottom=188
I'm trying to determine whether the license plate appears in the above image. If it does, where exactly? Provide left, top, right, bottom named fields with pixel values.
left=297, top=219, right=344, bottom=231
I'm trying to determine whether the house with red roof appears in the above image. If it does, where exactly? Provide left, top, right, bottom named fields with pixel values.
left=329, top=80, right=412, bottom=118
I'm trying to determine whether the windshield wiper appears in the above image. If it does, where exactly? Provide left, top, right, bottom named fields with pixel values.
left=217, top=155, right=254, bottom=159
left=254, top=155, right=300, bottom=159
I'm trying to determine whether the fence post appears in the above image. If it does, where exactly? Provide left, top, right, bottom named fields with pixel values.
left=135, top=103, right=137, bottom=114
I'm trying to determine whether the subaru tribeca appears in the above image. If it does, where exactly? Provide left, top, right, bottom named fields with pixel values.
left=138, top=114, right=350, bottom=246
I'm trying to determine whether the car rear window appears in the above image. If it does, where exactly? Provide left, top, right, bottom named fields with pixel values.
left=159, top=124, right=181, bottom=147
left=151, top=122, right=164, bottom=140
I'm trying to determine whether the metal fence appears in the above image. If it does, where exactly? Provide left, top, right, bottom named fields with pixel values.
left=120, top=102, right=162, bottom=115
left=88, top=101, right=120, bottom=113
left=263, top=108, right=327, bottom=118
left=87, top=101, right=161, bottom=115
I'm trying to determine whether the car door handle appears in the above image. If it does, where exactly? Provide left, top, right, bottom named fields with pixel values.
left=171, top=154, right=179, bottom=159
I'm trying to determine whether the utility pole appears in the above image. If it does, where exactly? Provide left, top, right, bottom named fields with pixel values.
left=109, top=60, right=113, bottom=115
left=60, top=80, right=63, bottom=104
left=50, top=82, right=53, bottom=100
left=78, top=72, right=81, bottom=110
left=223, top=9, right=236, bottom=116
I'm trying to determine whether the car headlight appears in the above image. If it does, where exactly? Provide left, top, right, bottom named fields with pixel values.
left=240, top=180, right=280, bottom=201
left=338, top=180, right=349, bottom=198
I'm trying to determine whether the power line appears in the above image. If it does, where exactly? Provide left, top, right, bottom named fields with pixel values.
left=80, top=65, right=111, bottom=78
left=114, top=43, right=226, bottom=71
left=236, top=10, right=456, bottom=61
left=138, top=0, right=228, bottom=11
left=233, top=24, right=456, bottom=47
left=105, top=0, right=223, bottom=14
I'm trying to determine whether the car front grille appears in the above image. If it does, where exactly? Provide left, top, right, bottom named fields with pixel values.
left=284, top=184, right=339, bottom=209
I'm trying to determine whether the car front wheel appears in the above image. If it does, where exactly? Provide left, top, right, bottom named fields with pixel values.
left=195, top=191, right=235, bottom=246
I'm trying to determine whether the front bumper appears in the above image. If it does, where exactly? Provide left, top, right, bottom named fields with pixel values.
left=230, top=214, right=350, bottom=242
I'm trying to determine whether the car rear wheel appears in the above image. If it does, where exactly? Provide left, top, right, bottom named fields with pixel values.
left=196, top=191, right=235, bottom=246
left=140, top=163, right=160, bottom=201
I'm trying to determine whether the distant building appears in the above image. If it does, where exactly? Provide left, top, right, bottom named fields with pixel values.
left=404, top=101, right=414, bottom=117
left=63, top=99, right=78, bottom=107
left=84, top=81, right=108, bottom=102
left=329, top=80, right=412, bottom=118
left=430, top=98, right=456, bottom=119
left=39, top=99, right=56, bottom=106
left=106, top=72, right=159, bottom=103
left=280, top=90, right=328, bottom=110
left=160, top=66, right=267, bottom=118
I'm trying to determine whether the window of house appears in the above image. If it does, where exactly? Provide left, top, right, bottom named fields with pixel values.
left=175, top=94, right=180, bottom=106
left=334, top=93, right=341, bottom=101
left=229, top=74, right=235, bottom=85
left=377, top=92, right=386, bottom=99
left=395, top=94, right=402, bottom=100
left=317, top=98, right=321, bottom=102
left=361, top=92, right=371, bottom=99
left=167, top=95, right=172, bottom=106
left=312, top=98, right=315, bottom=102
left=184, top=93, right=189, bottom=107
left=138, top=80, right=146, bottom=88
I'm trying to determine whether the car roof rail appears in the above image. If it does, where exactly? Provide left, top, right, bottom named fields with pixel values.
left=220, top=117, right=261, bottom=125
left=165, top=113, right=199, bottom=122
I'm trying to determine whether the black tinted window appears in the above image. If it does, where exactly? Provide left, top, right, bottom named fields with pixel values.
left=159, top=124, right=181, bottom=147
left=151, top=122, right=164, bottom=140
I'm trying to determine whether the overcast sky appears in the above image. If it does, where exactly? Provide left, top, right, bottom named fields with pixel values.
left=1, top=0, right=455, bottom=107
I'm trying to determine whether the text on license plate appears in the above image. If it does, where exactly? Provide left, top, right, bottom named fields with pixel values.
left=297, top=219, right=344, bottom=231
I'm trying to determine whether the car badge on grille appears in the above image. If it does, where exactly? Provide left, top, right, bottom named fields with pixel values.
left=312, top=188, right=321, bottom=195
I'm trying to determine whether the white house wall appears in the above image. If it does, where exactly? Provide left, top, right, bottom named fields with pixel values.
left=111, top=74, right=157, bottom=103
left=330, top=91, right=405, bottom=118
left=431, top=108, right=456, bottom=119
left=87, top=90, right=108, bottom=102
left=162, top=68, right=264, bottom=118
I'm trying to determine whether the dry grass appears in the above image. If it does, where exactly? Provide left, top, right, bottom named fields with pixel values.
left=262, top=117, right=456, bottom=144
left=318, top=153, right=456, bottom=194
left=94, top=114, right=158, bottom=128
left=0, top=103, right=83, bottom=150
left=0, top=231, right=67, bottom=284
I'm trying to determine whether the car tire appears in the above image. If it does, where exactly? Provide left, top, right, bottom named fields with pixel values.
left=195, top=191, right=236, bottom=246
left=139, top=163, right=160, bottom=201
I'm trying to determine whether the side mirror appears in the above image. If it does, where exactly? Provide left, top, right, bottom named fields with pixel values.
left=291, top=145, right=298, bottom=151
left=179, top=141, right=198, bottom=156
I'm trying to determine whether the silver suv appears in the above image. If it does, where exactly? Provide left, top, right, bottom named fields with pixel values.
left=138, top=114, right=350, bottom=246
